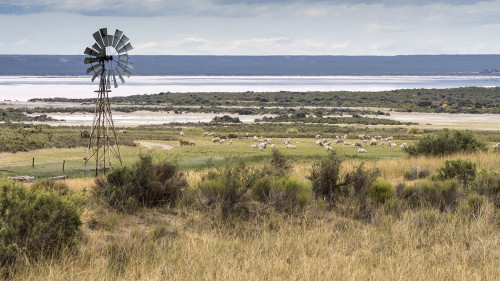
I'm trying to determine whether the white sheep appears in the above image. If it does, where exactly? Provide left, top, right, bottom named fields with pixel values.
left=286, top=144, right=296, bottom=149
left=229, top=140, right=233, bottom=145
left=354, top=141, right=363, bottom=147
left=315, top=134, right=321, bottom=139
left=336, top=139, right=344, bottom=144
left=259, top=142, right=266, bottom=151
left=325, top=146, right=333, bottom=151
left=203, top=132, right=209, bottom=137
left=316, top=140, right=323, bottom=147
left=180, top=131, right=185, bottom=137
left=211, top=137, right=221, bottom=143
left=370, top=138, right=377, bottom=146
left=271, top=144, right=277, bottom=148
left=246, top=132, right=250, bottom=137
left=253, top=136, right=258, bottom=141
left=358, top=148, right=367, bottom=153
left=251, top=144, right=257, bottom=151
left=296, top=141, right=300, bottom=144
left=391, top=143, right=398, bottom=148
left=343, top=142, right=351, bottom=146
left=400, top=143, right=408, bottom=148
left=188, top=141, right=196, bottom=146
left=219, top=139, right=226, bottom=144
left=381, top=142, right=385, bottom=148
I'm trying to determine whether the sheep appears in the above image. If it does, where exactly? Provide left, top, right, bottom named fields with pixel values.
left=259, top=142, right=266, bottom=151
left=119, top=129, right=127, bottom=134
left=283, top=138, right=291, bottom=145
left=251, top=144, right=257, bottom=151
left=343, top=142, right=351, bottom=146
left=385, top=136, right=394, bottom=142
left=203, top=132, right=209, bottom=137
left=208, top=132, right=216, bottom=136
left=271, top=144, right=277, bottom=148
left=253, top=136, right=258, bottom=141
left=246, top=132, right=250, bottom=137
left=391, top=143, right=398, bottom=148
left=316, top=140, right=324, bottom=147
left=180, top=131, right=185, bottom=137
left=296, top=141, right=301, bottom=144
left=354, top=141, right=363, bottom=147
left=358, top=148, right=367, bottom=153
left=315, top=134, right=321, bottom=139
left=380, top=142, right=385, bottom=148
left=336, top=139, right=344, bottom=144
left=400, top=143, right=408, bottom=148
left=229, top=140, right=233, bottom=145
left=325, top=146, right=333, bottom=151
left=370, top=138, right=377, bottom=146
left=211, top=137, right=221, bottom=143
left=219, top=139, right=226, bottom=144
left=286, top=144, right=296, bottom=149
left=188, top=141, right=196, bottom=146
left=358, top=135, right=365, bottom=140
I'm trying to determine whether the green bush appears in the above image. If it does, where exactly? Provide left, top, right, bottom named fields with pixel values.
left=308, top=150, right=343, bottom=201
left=404, top=129, right=486, bottom=157
left=268, top=178, right=311, bottom=212
left=370, top=178, right=394, bottom=204
left=401, top=179, right=461, bottom=211
left=464, top=193, right=486, bottom=217
left=437, top=159, right=477, bottom=188
left=93, top=155, right=187, bottom=211
left=0, top=179, right=84, bottom=271
left=403, top=165, right=431, bottom=180
left=344, top=163, right=380, bottom=197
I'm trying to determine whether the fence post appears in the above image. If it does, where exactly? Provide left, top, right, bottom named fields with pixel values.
left=63, top=160, right=65, bottom=172
left=32, top=157, right=34, bottom=168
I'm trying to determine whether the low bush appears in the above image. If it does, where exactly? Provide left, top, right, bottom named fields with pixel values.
left=404, top=129, right=486, bottom=157
left=0, top=179, right=84, bottom=273
left=308, top=150, right=343, bottom=201
left=437, top=159, right=477, bottom=188
left=251, top=177, right=311, bottom=212
left=403, top=165, right=431, bottom=180
left=93, top=155, right=187, bottom=211
left=400, top=179, right=462, bottom=211
left=370, top=178, right=394, bottom=204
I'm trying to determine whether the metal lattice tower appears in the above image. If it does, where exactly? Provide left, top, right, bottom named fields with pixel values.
left=83, top=28, right=133, bottom=176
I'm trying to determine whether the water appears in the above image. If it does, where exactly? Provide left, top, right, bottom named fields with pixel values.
left=1, top=75, right=500, bottom=101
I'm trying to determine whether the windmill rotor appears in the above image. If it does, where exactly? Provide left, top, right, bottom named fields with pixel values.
left=84, top=28, right=133, bottom=90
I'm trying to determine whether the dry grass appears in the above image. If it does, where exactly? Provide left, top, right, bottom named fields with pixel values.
left=12, top=202, right=500, bottom=280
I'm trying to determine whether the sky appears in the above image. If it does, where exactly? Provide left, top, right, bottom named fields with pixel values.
left=1, top=0, right=500, bottom=55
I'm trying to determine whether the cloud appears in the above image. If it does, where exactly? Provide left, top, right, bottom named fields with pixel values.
left=13, top=39, right=28, bottom=46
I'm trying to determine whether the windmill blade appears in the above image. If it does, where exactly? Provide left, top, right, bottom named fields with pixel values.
left=91, top=68, right=103, bottom=82
left=100, top=28, right=108, bottom=46
left=112, top=70, right=119, bottom=88
left=93, top=31, right=105, bottom=50
left=106, top=35, right=114, bottom=47
left=119, top=54, right=129, bottom=61
left=117, top=43, right=133, bottom=54
left=118, top=64, right=131, bottom=77
left=92, top=43, right=103, bottom=54
left=112, top=29, right=123, bottom=48
left=107, top=70, right=111, bottom=89
left=115, top=35, right=129, bottom=50
left=84, top=57, right=100, bottom=64
left=118, top=60, right=133, bottom=69
left=86, top=64, right=102, bottom=74
left=84, top=47, right=100, bottom=57
left=116, top=68, right=125, bottom=84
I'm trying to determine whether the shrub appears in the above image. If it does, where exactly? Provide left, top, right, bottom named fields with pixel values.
left=31, top=178, right=70, bottom=194
left=198, top=162, right=258, bottom=220
left=464, top=193, right=486, bottom=217
left=403, top=165, right=431, bottom=180
left=93, top=155, right=187, bottom=211
left=267, top=178, right=311, bottom=212
left=308, top=150, right=343, bottom=201
left=270, top=147, right=290, bottom=174
left=404, top=129, right=486, bottom=157
left=370, top=178, right=394, bottom=204
left=0, top=179, right=84, bottom=271
left=344, top=163, right=380, bottom=197
left=437, top=159, right=476, bottom=188
left=401, top=179, right=461, bottom=211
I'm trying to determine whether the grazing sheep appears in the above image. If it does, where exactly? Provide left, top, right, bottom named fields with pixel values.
left=381, top=142, right=385, bottom=148
left=253, top=136, right=258, bottom=141
left=229, top=140, right=233, bottom=145
left=286, top=144, right=297, bottom=149
left=259, top=142, right=266, bottom=151
left=358, top=148, right=367, bottom=153
left=246, top=132, right=250, bottom=137
left=208, top=132, right=216, bottom=136
left=180, top=131, right=185, bottom=137
left=271, top=144, right=277, bottom=148
left=251, top=144, right=258, bottom=151
left=343, top=142, right=351, bottom=146
left=385, top=136, right=394, bottom=142
left=296, top=141, right=300, bottom=144
left=315, top=134, right=321, bottom=139
left=219, top=139, right=226, bottom=144
left=284, top=138, right=291, bottom=145
left=336, top=139, right=344, bottom=144
left=316, top=140, right=324, bottom=147
left=493, top=143, right=500, bottom=148
left=189, top=141, right=196, bottom=146
left=325, top=146, right=333, bottom=151
left=370, top=138, right=377, bottom=146
left=391, top=143, right=398, bottom=148
left=358, top=135, right=365, bottom=140
left=119, top=129, right=127, bottom=134
left=343, top=135, right=348, bottom=139
left=203, top=132, right=209, bottom=137
left=400, top=143, right=408, bottom=148
left=354, top=141, right=363, bottom=147
left=211, top=137, right=221, bottom=143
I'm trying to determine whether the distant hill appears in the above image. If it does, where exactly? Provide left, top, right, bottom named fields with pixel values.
left=0, top=55, right=499, bottom=76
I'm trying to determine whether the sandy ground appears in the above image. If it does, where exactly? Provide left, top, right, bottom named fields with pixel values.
left=134, top=141, right=173, bottom=150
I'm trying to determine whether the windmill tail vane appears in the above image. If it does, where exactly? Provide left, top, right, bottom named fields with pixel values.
left=83, top=28, right=133, bottom=176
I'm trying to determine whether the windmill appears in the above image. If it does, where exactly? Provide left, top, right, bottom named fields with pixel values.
left=83, top=28, right=133, bottom=176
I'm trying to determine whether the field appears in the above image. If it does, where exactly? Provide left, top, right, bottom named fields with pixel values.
left=2, top=93, right=500, bottom=280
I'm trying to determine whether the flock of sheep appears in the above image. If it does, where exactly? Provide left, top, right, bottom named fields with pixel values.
left=179, top=131, right=408, bottom=154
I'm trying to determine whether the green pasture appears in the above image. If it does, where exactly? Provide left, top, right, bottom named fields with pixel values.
left=0, top=135, right=407, bottom=179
